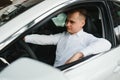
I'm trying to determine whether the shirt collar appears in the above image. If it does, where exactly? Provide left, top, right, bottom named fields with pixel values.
left=66, top=29, right=84, bottom=37
left=76, top=29, right=84, bottom=37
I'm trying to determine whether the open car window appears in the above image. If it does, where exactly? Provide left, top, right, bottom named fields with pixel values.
left=27, top=3, right=109, bottom=69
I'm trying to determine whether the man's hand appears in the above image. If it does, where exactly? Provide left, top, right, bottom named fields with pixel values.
left=65, top=52, right=84, bottom=64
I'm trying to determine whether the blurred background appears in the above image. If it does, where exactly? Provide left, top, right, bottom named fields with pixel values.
left=0, top=0, right=27, bottom=10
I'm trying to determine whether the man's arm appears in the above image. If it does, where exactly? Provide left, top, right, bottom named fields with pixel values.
left=65, top=38, right=111, bottom=64
left=65, top=52, right=84, bottom=64
left=80, top=38, right=112, bottom=57
left=24, top=33, right=63, bottom=45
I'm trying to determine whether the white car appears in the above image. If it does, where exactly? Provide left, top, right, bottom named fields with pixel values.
left=0, top=0, right=120, bottom=80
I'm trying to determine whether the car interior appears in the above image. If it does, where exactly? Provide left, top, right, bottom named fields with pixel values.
left=0, top=4, right=106, bottom=71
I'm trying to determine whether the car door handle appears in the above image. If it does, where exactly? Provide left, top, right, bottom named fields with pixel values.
left=114, top=60, right=120, bottom=73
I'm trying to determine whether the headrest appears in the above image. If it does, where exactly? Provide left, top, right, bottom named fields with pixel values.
left=83, top=16, right=100, bottom=37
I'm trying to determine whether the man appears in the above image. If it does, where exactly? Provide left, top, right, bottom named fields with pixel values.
left=25, top=9, right=111, bottom=67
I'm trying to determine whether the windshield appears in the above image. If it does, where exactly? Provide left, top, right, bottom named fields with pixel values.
left=0, top=0, right=44, bottom=27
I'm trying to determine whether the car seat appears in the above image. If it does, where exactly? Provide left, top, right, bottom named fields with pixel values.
left=83, top=16, right=102, bottom=38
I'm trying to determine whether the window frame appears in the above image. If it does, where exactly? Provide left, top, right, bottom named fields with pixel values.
left=28, top=1, right=111, bottom=70
left=107, top=1, right=120, bottom=45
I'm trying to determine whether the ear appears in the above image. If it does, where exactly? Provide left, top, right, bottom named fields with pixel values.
left=81, top=20, right=85, bottom=28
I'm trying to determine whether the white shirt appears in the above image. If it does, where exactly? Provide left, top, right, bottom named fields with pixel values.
left=25, top=29, right=111, bottom=67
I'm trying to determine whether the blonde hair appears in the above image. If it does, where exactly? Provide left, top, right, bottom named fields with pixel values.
left=66, top=9, right=87, bottom=20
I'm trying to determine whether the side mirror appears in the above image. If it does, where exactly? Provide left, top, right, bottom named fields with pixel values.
left=0, top=57, right=68, bottom=80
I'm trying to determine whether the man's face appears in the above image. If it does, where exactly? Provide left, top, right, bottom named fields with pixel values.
left=65, top=12, right=85, bottom=34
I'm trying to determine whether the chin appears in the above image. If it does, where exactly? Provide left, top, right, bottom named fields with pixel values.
left=68, top=32, right=74, bottom=34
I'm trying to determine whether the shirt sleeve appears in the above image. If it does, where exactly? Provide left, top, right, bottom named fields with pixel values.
left=80, top=35, right=112, bottom=57
left=25, top=33, right=64, bottom=45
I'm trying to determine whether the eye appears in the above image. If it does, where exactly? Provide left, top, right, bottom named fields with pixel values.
left=70, top=20, right=75, bottom=24
left=65, top=19, right=75, bottom=24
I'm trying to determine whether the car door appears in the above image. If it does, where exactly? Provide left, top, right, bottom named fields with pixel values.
left=63, top=1, right=120, bottom=80
left=64, top=46, right=120, bottom=80
left=105, top=1, right=120, bottom=80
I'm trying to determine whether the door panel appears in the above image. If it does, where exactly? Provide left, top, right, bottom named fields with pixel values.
left=64, top=46, right=120, bottom=80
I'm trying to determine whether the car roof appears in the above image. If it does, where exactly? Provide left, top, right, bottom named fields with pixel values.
left=0, top=0, right=69, bottom=44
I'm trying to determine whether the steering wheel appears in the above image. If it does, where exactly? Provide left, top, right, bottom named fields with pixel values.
left=19, top=39, right=38, bottom=60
